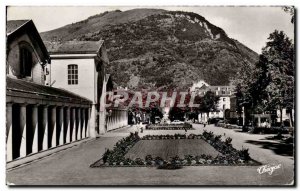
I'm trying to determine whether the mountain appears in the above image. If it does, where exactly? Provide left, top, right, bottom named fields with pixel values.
left=41, top=9, right=258, bottom=90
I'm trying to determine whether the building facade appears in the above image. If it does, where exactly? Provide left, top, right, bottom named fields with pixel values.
left=191, top=81, right=235, bottom=121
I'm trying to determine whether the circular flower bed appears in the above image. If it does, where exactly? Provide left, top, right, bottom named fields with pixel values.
left=90, top=131, right=261, bottom=168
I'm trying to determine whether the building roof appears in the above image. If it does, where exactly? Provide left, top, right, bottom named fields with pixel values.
left=7, top=20, right=50, bottom=63
left=6, top=20, right=30, bottom=35
left=44, top=40, right=104, bottom=54
left=6, top=77, right=92, bottom=105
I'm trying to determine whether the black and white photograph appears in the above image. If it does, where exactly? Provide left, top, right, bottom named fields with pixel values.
left=4, top=3, right=295, bottom=186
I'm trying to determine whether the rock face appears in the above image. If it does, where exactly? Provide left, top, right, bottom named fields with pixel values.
left=41, top=9, right=258, bottom=90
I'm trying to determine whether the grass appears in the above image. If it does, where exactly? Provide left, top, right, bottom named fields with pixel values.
left=125, top=139, right=221, bottom=160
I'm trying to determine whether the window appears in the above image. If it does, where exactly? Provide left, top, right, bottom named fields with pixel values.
left=68, top=64, right=78, bottom=85
left=20, top=47, right=32, bottom=77
left=223, top=98, right=226, bottom=101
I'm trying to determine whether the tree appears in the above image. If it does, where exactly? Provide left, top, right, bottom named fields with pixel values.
left=235, top=83, right=244, bottom=124
left=199, top=91, right=220, bottom=118
left=247, top=55, right=270, bottom=112
left=239, top=30, right=294, bottom=127
left=262, top=30, right=295, bottom=127
left=283, top=6, right=295, bottom=24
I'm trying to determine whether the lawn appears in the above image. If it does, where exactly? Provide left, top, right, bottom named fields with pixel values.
left=125, top=139, right=222, bottom=160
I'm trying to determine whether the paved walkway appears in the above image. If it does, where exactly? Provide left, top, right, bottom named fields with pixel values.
left=6, top=124, right=294, bottom=185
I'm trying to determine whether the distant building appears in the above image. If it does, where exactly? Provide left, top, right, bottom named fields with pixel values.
left=6, top=20, right=91, bottom=162
left=190, top=81, right=235, bottom=121
left=45, top=40, right=128, bottom=135
left=190, top=80, right=209, bottom=92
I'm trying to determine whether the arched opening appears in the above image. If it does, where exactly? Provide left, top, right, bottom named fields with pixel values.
left=19, top=42, right=34, bottom=78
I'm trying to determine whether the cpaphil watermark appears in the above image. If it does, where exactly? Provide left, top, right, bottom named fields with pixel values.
left=100, top=91, right=200, bottom=110
left=257, top=164, right=282, bottom=175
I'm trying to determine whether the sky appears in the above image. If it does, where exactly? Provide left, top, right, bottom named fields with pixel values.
left=6, top=6, right=294, bottom=53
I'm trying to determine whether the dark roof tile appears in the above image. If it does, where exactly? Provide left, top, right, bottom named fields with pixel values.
left=6, top=77, right=91, bottom=104
left=6, top=20, right=30, bottom=35
left=44, top=40, right=104, bottom=54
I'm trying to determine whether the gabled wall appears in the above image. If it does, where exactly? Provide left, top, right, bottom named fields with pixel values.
left=7, top=33, right=46, bottom=85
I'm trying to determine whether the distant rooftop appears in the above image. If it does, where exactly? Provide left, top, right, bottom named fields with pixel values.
left=6, top=20, right=30, bottom=35
left=44, top=40, right=104, bottom=54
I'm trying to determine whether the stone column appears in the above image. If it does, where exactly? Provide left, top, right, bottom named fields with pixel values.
left=65, top=107, right=71, bottom=143
left=99, top=109, right=106, bottom=135
left=120, top=110, right=124, bottom=127
left=58, top=107, right=64, bottom=145
left=77, top=108, right=81, bottom=140
left=107, top=116, right=111, bottom=131
left=123, top=111, right=126, bottom=126
left=116, top=110, right=119, bottom=128
left=89, top=105, right=96, bottom=138
left=258, top=116, right=261, bottom=127
left=86, top=108, right=91, bottom=138
left=6, top=103, right=13, bottom=162
left=82, top=108, right=86, bottom=138
left=71, top=107, right=76, bottom=141
left=242, top=106, right=245, bottom=126
left=122, top=111, right=125, bottom=126
left=125, top=111, right=128, bottom=126
left=31, top=105, right=39, bottom=153
left=19, top=103, right=27, bottom=158
left=112, top=110, right=115, bottom=129
left=49, top=106, right=57, bottom=148
left=42, top=105, right=48, bottom=150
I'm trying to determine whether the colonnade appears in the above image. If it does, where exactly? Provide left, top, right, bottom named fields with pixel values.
left=106, top=109, right=128, bottom=131
left=6, top=103, right=90, bottom=162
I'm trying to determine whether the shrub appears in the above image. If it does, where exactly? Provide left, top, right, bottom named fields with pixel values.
left=225, top=137, right=232, bottom=145
left=145, top=155, right=153, bottom=162
left=135, top=158, right=144, bottom=165
left=202, top=130, right=214, bottom=140
left=157, top=163, right=182, bottom=170
left=239, top=148, right=250, bottom=161
left=102, top=149, right=111, bottom=163
left=154, top=156, right=164, bottom=165
left=213, top=135, right=222, bottom=143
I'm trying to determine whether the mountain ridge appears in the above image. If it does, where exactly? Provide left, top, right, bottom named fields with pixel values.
left=41, top=8, right=258, bottom=90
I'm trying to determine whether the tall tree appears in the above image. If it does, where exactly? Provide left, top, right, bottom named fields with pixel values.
left=262, top=30, right=294, bottom=126
left=236, top=30, right=294, bottom=127
left=235, top=83, right=244, bottom=124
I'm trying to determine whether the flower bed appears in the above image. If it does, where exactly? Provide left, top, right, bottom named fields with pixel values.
left=90, top=131, right=260, bottom=168
left=145, top=123, right=194, bottom=130
left=250, top=126, right=289, bottom=134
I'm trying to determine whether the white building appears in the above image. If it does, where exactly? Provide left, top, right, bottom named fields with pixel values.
left=191, top=81, right=235, bottom=121
left=190, top=80, right=209, bottom=92
left=45, top=40, right=128, bottom=136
